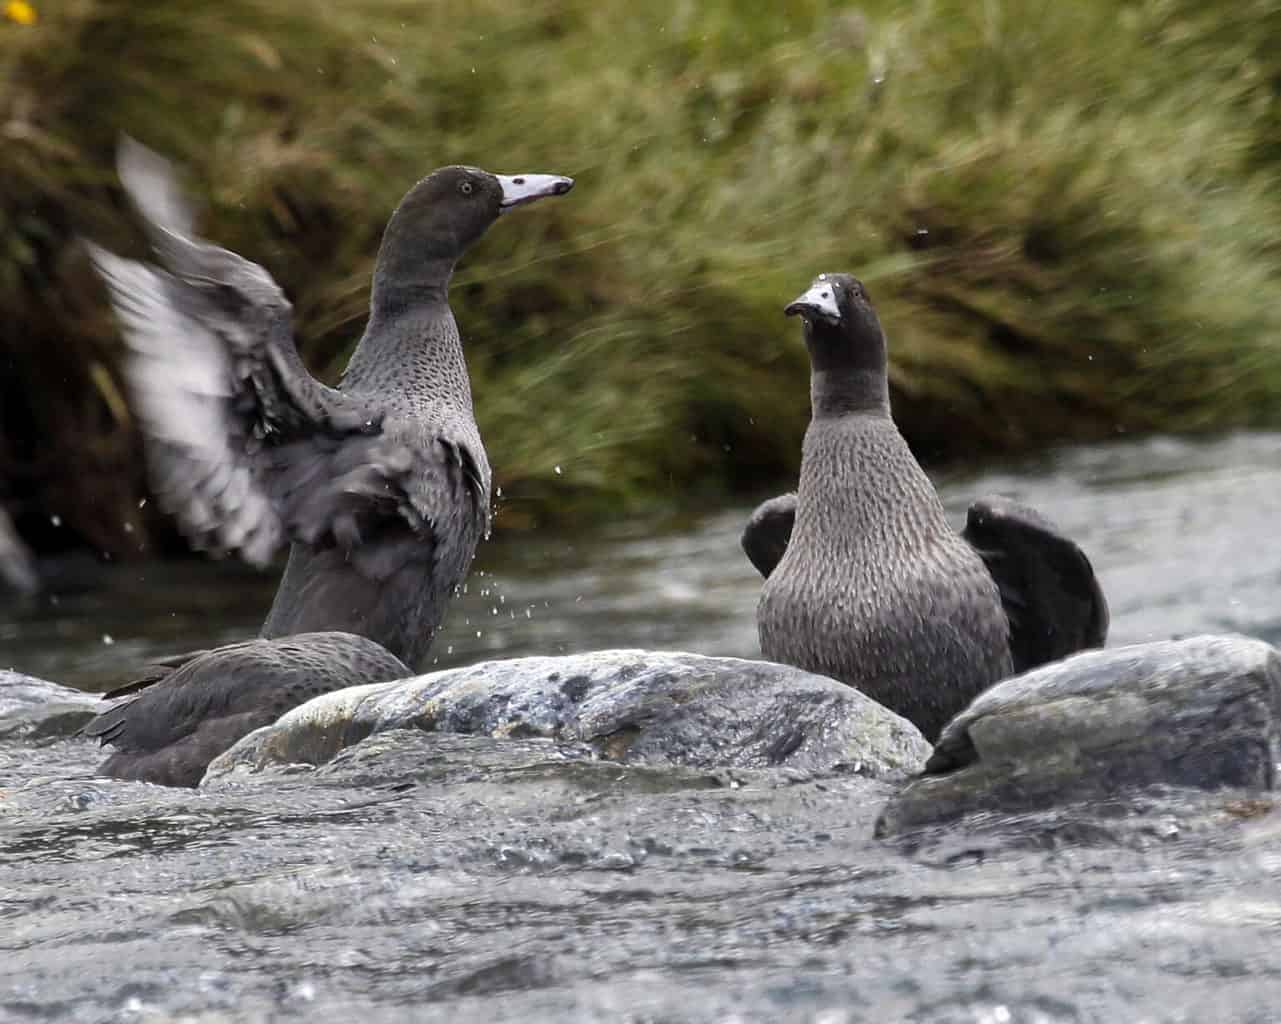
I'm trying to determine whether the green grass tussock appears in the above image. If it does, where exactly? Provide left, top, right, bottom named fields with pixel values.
left=3, top=0, right=1281, bottom=552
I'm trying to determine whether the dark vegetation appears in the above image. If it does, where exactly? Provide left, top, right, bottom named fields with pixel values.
left=3, top=1, right=1281, bottom=557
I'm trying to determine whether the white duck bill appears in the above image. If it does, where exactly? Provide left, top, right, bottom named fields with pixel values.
left=496, top=173, right=574, bottom=211
left=787, top=282, right=842, bottom=322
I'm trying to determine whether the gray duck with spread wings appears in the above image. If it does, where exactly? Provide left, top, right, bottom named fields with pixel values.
left=81, top=139, right=573, bottom=784
left=743, top=274, right=1108, bottom=741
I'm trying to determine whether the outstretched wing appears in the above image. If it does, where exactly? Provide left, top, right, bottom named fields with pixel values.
left=87, top=137, right=415, bottom=568
left=961, top=494, right=1109, bottom=673
left=741, top=493, right=797, bottom=579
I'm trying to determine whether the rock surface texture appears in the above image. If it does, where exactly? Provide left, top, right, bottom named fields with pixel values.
left=877, top=634, right=1281, bottom=835
left=206, top=649, right=931, bottom=785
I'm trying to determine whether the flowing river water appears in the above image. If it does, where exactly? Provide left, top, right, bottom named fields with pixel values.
left=3, top=433, right=1281, bottom=1022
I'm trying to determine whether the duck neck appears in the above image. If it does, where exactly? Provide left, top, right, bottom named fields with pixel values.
left=806, top=321, right=891, bottom=419
left=342, top=279, right=470, bottom=409
left=369, top=253, right=457, bottom=313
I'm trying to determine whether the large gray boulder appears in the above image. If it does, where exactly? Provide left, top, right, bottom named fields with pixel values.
left=206, top=649, right=930, bottom=785
left=0, top=669, right=101, bottom=740
left=877, top=634, right=1281, bottom=835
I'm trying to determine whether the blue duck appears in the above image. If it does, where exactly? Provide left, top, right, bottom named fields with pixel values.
left=81, top=139, right=573, bottom=784
left=743, top=274, right=1108, bottom=741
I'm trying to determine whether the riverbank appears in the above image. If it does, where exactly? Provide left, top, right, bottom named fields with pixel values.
left=4, top=1, right=1281, bottom=555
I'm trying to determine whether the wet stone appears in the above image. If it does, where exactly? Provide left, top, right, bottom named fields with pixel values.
left=0, top=669, right=101, bottom=741
left=205, top=649, right=930, bottom=786
left=877, top=634, right=1281, bottom=836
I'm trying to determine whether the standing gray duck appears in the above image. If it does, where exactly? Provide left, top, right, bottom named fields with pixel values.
left=81, top=139, right=573, bottom=784
left=744, top=274, right=1108, bottom=741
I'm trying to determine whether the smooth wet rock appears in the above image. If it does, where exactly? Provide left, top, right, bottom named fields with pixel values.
left=0, top=670, right=101, bottom=740
left=218, top=728, right=786, bottom=807
left=205, top=649, right=930, bottom=785
left=877, top=634, right=1281, bottom=836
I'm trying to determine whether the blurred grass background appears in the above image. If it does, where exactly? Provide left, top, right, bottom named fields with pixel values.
left=2, top=0, right=1281, bottom=557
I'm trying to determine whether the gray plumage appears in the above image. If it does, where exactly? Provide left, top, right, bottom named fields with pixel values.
left=745, top=273, right=1108, bottom=742
left=80, top=633, right=408, bottom=787
left=81, top=139, right=573, bottom=785
left=88, top=138, right=572, bottom=667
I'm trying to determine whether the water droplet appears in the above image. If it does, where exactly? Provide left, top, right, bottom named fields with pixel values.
left=137, top=498, right=147, bottom=509
left=50, top=514, right=61, bottom=527
left=123, top=522, right=134, bottom=533
left=475, top=630, right=482, bottom=637
left=101, top=634, right=114, bottom=646
left=446, top=645, right=454, bottom=655
left=554, top=465, right=562, bottom=475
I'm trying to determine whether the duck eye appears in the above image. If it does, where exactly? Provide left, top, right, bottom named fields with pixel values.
left=459, top=181, right=474, bottom=195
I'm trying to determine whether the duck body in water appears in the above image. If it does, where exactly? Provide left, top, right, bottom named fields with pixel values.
left=82, top=633, right=408, bottom=788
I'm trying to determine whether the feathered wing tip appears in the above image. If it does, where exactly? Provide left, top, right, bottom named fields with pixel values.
left=741, top=492, right=797, bottom=579
left=102, top=648, right=208, bottom=701
left=0, top=505, right=38, bottom=595
left=82, top=236, right=286, bottom=568
left=116, top=134, right=199, bottom=242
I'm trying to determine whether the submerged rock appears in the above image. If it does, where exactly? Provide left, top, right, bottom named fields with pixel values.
left=206, top=649, right=930, bottom=785
left=877, top=634, right=1281, bottom=836
left=0, top=670, right=101, bottom=740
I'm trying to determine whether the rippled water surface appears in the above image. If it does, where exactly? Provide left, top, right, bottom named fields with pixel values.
left=10, top=431, right=1281, bottom=691
left=4, top=433, right=1281, bottom=1022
